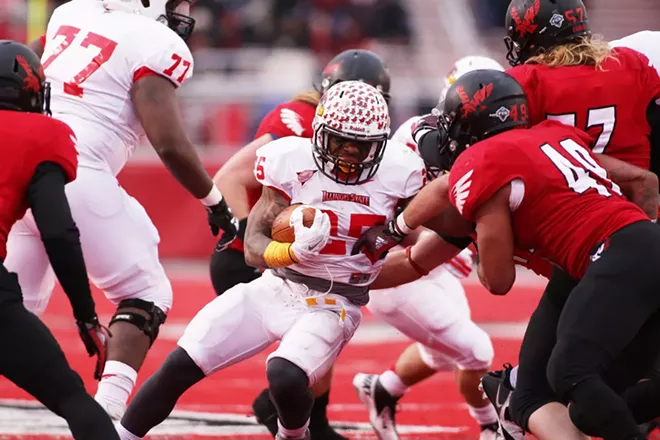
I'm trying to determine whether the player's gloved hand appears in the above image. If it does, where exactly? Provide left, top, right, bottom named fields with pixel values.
left=214, top=218, right=247, bottom=253
left=76, top=316, right=111, bottom=380
left=513, top=248, right=553, bottom=279
left=207, top=198, right=239, bottom=238
left=444, top=248, right=474, bottom=279
left=352, top=219, right=407, bottom=264
left=290, top=207, right=331, bottom=262
left=411, top=111, right=440, bottom=144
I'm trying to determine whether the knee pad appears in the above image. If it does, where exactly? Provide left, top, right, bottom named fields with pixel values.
left=109, top=299, right=167, bottom=346
left=546, top=338, right=606, bottom=401
left=266, top=357, right=310, bottom=399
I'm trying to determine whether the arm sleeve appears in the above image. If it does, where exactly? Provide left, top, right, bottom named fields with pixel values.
left=28, top=162, right=95, bottom=322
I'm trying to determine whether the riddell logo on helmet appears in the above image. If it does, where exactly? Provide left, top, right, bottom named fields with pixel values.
left=510, top=0, right=540, bottom=37
left=456, top=84, right=493, bottom=118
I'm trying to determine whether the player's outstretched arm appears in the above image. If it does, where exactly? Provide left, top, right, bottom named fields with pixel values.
left=132, top=75, right=237, bottom=237
left=213, top=133, right=274, bottom=220
left=401, top=174, right=474, bottom=236
left=597, top=154, right=659, bottom=221
left=132, top=75, right=214, bottom=198
left=472, top=185, right=516, bottom=295
left=370, top=231, right=463, bottom=289
left=243, top=186, right=292, bottom=268
left=28, top=162, right=109, bottom=379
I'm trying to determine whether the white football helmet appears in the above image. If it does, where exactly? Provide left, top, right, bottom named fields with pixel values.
left=440, top=56, right=505, bottom=101
left=312, top=81, right=390, bottom=185
left=102, top=0, right=195, bottom=40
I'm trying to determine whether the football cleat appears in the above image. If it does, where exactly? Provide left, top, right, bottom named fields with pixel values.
left=353, top=373, right=401, bottom=440
left=481, top=364, right=525, bottom=440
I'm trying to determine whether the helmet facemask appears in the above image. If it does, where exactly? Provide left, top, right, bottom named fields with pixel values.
left=313, top=124, right=387, bottom=185
left=165, top=0, right=195, bottom=41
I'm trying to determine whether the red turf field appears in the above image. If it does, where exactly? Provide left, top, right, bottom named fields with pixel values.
left=0, top=271, right=545, bottom=439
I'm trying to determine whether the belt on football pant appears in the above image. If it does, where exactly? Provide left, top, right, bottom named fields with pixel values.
left=271, top=267, right=370, bottom=306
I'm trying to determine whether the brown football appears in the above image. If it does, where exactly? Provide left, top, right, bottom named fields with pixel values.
left=271, top=204, right=317, bottom=243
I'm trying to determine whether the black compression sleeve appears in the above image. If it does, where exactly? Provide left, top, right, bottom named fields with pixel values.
left=28, top=162, right=96, bottom=322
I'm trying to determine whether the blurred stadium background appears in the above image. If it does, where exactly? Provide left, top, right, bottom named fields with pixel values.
left=2, top=0, right=658, bottom=259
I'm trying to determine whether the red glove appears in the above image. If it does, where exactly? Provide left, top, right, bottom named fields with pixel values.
left=513, top=248, right=553, bottom=279
left=76, top=317, right=111, bottom=380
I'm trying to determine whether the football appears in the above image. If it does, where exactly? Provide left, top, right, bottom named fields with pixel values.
left=271, top=204, right=317, bottom=243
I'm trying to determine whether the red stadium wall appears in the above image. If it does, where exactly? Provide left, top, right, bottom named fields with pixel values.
left=117, top=161, right=225, bottom=259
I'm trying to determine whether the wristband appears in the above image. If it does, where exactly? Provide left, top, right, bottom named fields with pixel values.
left=264, top=241, right=299, bottom=268
left=406, top=246, right=429, bottom=276
left=201, top=185, right=223, bottom=206
left=396, top=214, right=413, bottom=235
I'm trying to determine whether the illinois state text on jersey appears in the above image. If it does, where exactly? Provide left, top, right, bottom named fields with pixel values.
left=41, top=0, right=193, bottom=176
left=449, top=120, right=648, bottom=280
left=0, top=111, right=77, bottom=258
left=254, top=136, right=426, bottom=295
left=507, top=47, right=660, bottom=169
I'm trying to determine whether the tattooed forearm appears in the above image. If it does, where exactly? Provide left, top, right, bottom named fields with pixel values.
left=598, top=154, right=660, bottom=220
left=244, top=187, right=291, bottom=267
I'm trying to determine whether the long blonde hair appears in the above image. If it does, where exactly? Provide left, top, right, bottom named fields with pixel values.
left=292, top=89, right=321, bottom=107
left=526, top=36, right=617, bottom=70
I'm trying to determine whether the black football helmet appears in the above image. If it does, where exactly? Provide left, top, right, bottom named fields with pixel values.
left=436, top=70, right=529, bottom=169
left=164, top=0, right=195, bottom=41
left=315, top=49, right=391, bottom=102
left=504, top=0, right=590, bottom=66
left=0, top=41, right=50, bottom=115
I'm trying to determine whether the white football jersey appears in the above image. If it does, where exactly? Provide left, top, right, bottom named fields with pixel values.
left=255, top=136, right=426, bottom=286
left=390, top=116, right=422, bottom=152
left=611, top=31, right=660, bottom=76
left=42, top=0, right=194, bottom=175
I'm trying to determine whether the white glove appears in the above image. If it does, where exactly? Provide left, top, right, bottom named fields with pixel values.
left=290, top=207, right=331, bottom=262
left=444, top=248, right=474, bottom=279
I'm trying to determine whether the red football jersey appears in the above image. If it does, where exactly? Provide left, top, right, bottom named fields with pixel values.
left=507, top=47, right=660, bottom=169
left=0, top=111, right=78, bottom=259
left=254, top=100, right=317, bottom=140
left=449, top=120, right=648, bottom=280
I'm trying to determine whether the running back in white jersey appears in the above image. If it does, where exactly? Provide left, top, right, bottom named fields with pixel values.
left=611, top=31, right=660, bottom=76
left=255, top=136, right=426, bottom=286
left=42, top=0, right=193, bottom=175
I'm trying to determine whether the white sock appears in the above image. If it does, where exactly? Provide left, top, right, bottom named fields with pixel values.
left=95, top=361, right=138, bottom=418
left=277, top=418, right=309, bottom=439
left=378, top=370, right=408, bottom=398
left=468, top=403, right=499, bottom=426
left=509, top=365, right=518, bottom=388
left=116, top=423, right=143, bottom=440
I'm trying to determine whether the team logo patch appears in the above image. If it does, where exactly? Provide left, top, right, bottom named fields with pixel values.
left=322, top=191, right=370, bottom=206
left=280, top=109, right=305, bottom=136
left=549, top=13, right=564, bottom=28
left=489, top=106, right=511, bottom=122
left=451, top=169, right=473, bottom=215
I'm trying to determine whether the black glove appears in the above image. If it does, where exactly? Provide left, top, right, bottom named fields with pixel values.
left=206, top=198, right=239, bottom=238
left=351, top=219, right=407, bottom=263
left=214, top=218, right=247, bottom=253
left=76, top=316, right=111, bottom=380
